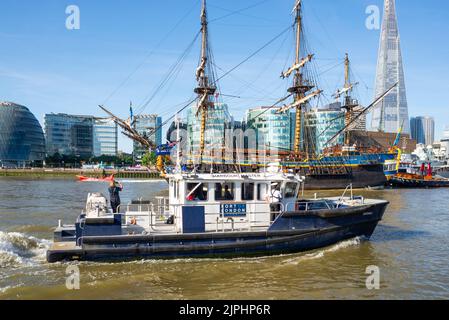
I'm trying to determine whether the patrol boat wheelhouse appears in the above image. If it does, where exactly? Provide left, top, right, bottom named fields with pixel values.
left=47, top=169, right=389, bottom=262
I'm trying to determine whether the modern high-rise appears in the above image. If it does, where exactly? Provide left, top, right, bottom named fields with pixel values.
left=45, top=113, right=118, bottom=158
left=44, top=113, right=94, bottom=157
left=0, top=102, right=45, bottom=167
left=410, top=116, right=435, bottom=146
left=93, top=118, right=118, bottom=157
left=245, top=107, right=292, bottom=153
left=132, top=114, right=162, bottom=162
left=187, top=103, right=233, bottom=163
left=305, top=106, right=345, bottom=155
left=371, top=0, right=410, bottom=134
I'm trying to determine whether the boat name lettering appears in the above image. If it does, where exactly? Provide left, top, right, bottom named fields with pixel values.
left=220, top=203, right=247, bottom=217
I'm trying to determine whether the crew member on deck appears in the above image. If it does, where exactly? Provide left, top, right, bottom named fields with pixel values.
left=266, top=183, right=283, bottom=221
left=108, top=179, right=123, bottom=213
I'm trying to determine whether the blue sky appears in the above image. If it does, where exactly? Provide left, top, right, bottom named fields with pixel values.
left=0, top=0, right=448, bottom=152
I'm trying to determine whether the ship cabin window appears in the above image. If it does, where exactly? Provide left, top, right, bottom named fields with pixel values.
left=257, top=183, right=269, bottom=201
left=171, top=181, right=179, bottom=199
left=186, top=183, right=208, bottom=201
left=241, top=183, right=255, bottom=201
left=215, top=183, right=235, bottom=201
left=284, top=182, right=298, bottom=198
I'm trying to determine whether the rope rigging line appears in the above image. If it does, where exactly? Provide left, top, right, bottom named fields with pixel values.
left=134, top=30, right=201, bottom=116
left=209, top=0, right=275, bottom=24
left=212, top=25, right=292, bottom=86
left=143, top=24, right=292, bottom=142
left=100, top=0, right=200, bottom=106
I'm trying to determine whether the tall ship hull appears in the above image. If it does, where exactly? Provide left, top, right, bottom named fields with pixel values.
left=283, top=153, right=396, bottom=190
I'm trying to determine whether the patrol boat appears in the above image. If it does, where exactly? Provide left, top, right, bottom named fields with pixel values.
left=46, top=0, right=389, bottom=263
left=47, top=168, right=389, bottom=262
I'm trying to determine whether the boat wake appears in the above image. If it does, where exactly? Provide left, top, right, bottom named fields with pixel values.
left=281, top=237, right=363, bottom=265
left=0, top=231, right=51, bottom=268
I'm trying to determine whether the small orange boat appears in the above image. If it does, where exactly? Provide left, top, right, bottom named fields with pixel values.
left=76, top=175, right=115, bottom=182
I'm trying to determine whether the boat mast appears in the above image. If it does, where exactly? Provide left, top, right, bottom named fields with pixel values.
left=278, top=0, right=321, bottom=158
left=292, top=0, right=304, bottom=155
left=194, top=0, right=216, bottom=164
left=344, top=53, right=353, bottom=146
left=333, top=53, right=358, bottom=146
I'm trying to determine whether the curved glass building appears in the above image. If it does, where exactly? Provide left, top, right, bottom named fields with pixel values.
left=0, top=102, right=45, bottom=166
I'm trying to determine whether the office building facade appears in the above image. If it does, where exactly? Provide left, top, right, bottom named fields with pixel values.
left=45, top=114, right=118, bottom=158
left=133, top=114, right=162, bottom=162
left=410, top=116, right=435, bottom=146
left=44, top=113, right=94, bottom=157
left=245, top=107, right=292, bottom=154
left=305, top=107, right=345, bottom=155
left=187, top=103, right=233, bottom=163
left=93, top=118, right=118, bottom=157
left=0, top=102, right=45, bottom=167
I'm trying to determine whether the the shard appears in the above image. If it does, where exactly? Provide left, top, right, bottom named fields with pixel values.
left=371, top=0, right=410, bottom=134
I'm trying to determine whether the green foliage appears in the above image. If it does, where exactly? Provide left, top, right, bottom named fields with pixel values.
left=45, top=152, right=135, bottom=168
left=141, top=152, right=157, bottom=167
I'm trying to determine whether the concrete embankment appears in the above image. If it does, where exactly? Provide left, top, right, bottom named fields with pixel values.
left=0, top=169, right=162, bottom=179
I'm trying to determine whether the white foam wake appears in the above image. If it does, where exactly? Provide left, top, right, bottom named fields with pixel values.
left=0, top=231, right=51, bottom=268
left=281, top=237, right=362, bottom=265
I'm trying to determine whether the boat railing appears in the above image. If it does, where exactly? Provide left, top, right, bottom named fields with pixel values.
left=117, top=204, right=173, bottom=231
left=337, top=184, right=353, bottom=208
left=169, top=202, right=277, bottom=232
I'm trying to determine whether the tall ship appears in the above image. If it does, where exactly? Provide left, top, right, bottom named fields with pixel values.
left=176, top=0, right=399, bottom=190
left=47, top=0, right=390, bottom=263
left=272, top=1, right=398, bottom=190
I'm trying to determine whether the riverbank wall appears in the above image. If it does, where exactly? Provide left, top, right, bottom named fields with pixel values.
left=0, top=169, right=162, bottom=179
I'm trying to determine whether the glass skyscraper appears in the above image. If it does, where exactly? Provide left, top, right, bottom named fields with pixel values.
left=93, top=118, right=118, bottom=157
left=371, top=0, right=410, bottom=134
left=44, top=113, right=94, bottom=157
left=305, top=107, right=345, bottom=155
left=410, top=116, right=435, bottom=146
left=0, top=102, right=45, bottom=167
left=186, top=103, right=233, bottom=163
left=245, top=107, right=292, bottom=153
left=132, top=114, right=162, bottom=162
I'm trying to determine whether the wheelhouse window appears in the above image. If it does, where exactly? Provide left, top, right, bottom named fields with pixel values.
left=241, top=183, right=255, bottom=201
left=171, top=181, right=179, bottom=199
left=215, top=183, right=235, bottom=201
left=257, top=183, right=269, bottom=201
left=284, top=182, right=298, bottom=198
left=186, top=183, right=208, bottom=201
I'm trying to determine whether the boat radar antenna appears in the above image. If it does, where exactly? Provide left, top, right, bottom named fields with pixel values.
left=194, top=0, right=217, bottom=164
left=276, top=0, right=322, bottom=157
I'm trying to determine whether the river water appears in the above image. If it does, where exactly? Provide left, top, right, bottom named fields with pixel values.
left=0, top=177, right=448, bottom=300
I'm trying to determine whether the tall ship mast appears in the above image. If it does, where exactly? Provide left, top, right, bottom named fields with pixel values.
left=99, top=0, right=400, bottom=190
left=278, top=0, right=399, bottom=190
left=332, top=53, right=359, bottom=147
left=278, top=0, right=321, bottom=158
left=195, top=0, right=217, bottom=164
